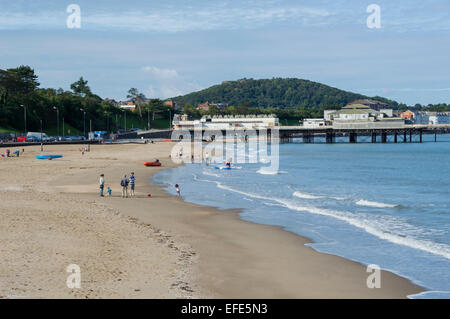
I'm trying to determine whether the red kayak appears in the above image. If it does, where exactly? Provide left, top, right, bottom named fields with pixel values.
left=143, top=161, right=161, bottom=167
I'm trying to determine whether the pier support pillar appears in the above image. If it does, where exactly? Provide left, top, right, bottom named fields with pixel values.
left=381, top=132, right=387, bottom=143
left=394, top=132, right=398, bottom=143
left=303, top=133, right=313, bottom=144
left=435, top=132, right=437, bottom=142
left=326, top=132, right=334, bottom=144
left=409, top=131, right=412, bottom=143
left=349, top=132, right=357, bottom=143
left=404, top=131, right=407, bottom=143
left=371, top=131, right=376, bottom=143
left=419, top=130, right=423, bottom=143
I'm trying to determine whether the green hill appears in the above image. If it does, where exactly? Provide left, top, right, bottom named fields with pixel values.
left=173, top=78, right=398, bottom=109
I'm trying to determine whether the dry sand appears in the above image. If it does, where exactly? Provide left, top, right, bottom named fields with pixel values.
left=0, top=142, right=424, bottom=298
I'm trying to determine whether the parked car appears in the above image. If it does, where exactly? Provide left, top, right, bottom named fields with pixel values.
left=26, top=136, right=40, bottom=142
left=26, top=132, right=50, bottom=142
left=16, top=136, right=27, bottom=142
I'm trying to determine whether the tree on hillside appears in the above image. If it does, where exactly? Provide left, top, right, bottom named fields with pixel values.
left=172, top=78, right=399, bottom=109
left=127, top=88, right=146, bottom=117
left=0, top=65, right=40, bottom=95
left=70, top=77, right=92, bottom=97
left=143, top=98, right=165, bottom=121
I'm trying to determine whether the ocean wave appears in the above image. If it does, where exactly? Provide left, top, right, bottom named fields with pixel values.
left=256, top=168, right=286, bottom=175
left=293, top=191, right=325, bottom=199
left=355, top=200, right=399, bottom=208
left=205, top=181, right=450, bottom=260
left=331, top=196, right=347, bottom=201
left=293, top=191, right=346, bottom=201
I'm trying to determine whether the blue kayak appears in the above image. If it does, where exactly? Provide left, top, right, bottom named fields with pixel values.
left=36, top=154, right=63, bottom=160
left=214, top=166, right=231, bottom=170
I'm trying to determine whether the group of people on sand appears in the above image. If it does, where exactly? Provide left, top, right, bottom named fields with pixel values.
left=1, top=149, right=24, bottom=158
left=99, top=172, right=136, bottom=198
left=99, top=172, right=182, bottom=198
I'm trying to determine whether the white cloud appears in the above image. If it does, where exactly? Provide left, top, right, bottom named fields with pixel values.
left=142, top=66, right=179, bottom=80
left=142, top=66, right=202, bottom=99
left=1, top=1, right=450, bottom=33
left=0, top=2, right=333, bottom=32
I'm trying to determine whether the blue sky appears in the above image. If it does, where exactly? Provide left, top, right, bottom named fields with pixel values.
left=1, top=0, right=449, bottom=105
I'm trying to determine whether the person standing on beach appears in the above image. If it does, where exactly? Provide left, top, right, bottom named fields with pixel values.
left=175, top=184, right=180, bottom=197
left=129, top=172, right=136, bottom=197
left=205, top=151, right=210, bottom=166
left=121, top=174, right=129, bottom=198
left=99, top=174, right=105, bottom=197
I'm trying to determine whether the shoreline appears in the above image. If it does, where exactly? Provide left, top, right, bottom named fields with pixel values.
left=1, top=143, right=425, bottom=298
left=149, top=162, right=427, bottom=298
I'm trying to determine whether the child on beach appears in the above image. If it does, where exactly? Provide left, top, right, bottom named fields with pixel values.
left=205, top=151, right=210, bottom=166
left=129, top=172, right=136, bottom=197
left=175, top=184, right=180, bottom=197
left=107, top=187, right=112, bottom=197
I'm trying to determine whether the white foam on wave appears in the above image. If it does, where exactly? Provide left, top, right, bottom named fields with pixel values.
left=257, top=168, right=279, bottom=175
left=293, top=191, right=324, bottom=200
left=293, top=191, right=346, bottom=201
left=257, top=167, right=287, bottom=175
left=356, top=200, right=398, bottom=208
left=201, top=181, right=450, bottom=260
left=331, top=196, right=347, bottom=201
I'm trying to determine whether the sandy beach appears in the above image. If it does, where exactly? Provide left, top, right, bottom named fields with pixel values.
left=0, top=142, right=424, bottom=298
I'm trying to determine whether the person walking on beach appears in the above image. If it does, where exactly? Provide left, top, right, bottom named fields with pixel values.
left=121, top=174, right=129, bottom=198
left=129, top=172, right=136, bottom=197
left=99, top=174, right=105, bottom=197
left=175, top=184, right=181, bottom=197
left=205, top=151, right=210, bottom=166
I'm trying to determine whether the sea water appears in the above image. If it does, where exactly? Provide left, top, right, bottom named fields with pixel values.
left=153, top=134, right=450, bottom=298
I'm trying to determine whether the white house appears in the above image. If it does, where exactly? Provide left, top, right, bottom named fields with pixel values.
left=414, top=111, right=450, bottom=124
left=172, top=114, right=279, bottom=130
left=325, top=104, right=404, bottom=129
left=302, top=119, right=328, bottom=128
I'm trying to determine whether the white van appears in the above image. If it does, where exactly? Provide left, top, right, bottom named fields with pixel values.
left=26, top=132, right=49, bottom=142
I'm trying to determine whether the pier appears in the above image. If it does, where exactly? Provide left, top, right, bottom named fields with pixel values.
left=277, top=124, right=450, bottom=143
left=179, top=124, right=450, bottom=144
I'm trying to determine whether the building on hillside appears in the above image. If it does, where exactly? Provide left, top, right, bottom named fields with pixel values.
left=324, top=104, right=404, bottom=129
left=400, top=110, right=415, bottom=120
left=196, top=102, right=228, bottom=111
left=172, top=114, right=279, bottom=130
left=119, top=101, right=136, bottom=112
left=164, top=100, right=177, bottom=108
left=414, top=111, right=450, bottom=124
left=211, top=103, right=228, bottom=110
left=104, top=98, right=120, bottom=107
left=346, top=99, right=389, bottom=111
left=197, top=102, right=211, bottom=111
